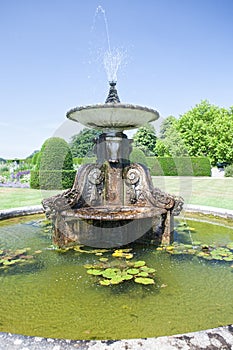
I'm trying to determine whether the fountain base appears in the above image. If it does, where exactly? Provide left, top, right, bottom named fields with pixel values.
left=42, top=156, right=183, bottom=248
left=52, top=207, right=170, bottom=248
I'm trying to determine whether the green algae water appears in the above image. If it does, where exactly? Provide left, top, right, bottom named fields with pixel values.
left=0, top=214, right=233, bottom=340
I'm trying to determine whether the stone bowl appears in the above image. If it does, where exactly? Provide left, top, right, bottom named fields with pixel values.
left=66, top=103, right=159, bottom=132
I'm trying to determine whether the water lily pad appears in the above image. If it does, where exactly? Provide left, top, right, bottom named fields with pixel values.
left=223, top=256, right=233, bottom=262
left=137, top=271, right=149, bottom=277
left=14, top=249, right=28, bottom=256
left=110, top=276, right=124, bottom=284
left=83, top=264, right=96, bottom=269
left=226, top=242, right=233, bottom=250
left=99, top=279, right=111, bottom=286
left=127, top=268, right=140, bottom=275
left=121, top=274, right=133, bottom=280
left=125, top=253, right=134, bottom=259
left=134, top=277, right=155, bottom=285
left=140, top=267, right=156, bottom=274
left=112, top=248, right=133, bottom=259
left=102, top=268, right=120, bottom=279
left=165, top=246, right=174, bottom=251
left=192, top=241, right=202, bottom=246
left=3, top=260, right=17, bottom=266
left=99, top=258, right=108, bottom=262
left=86, top=269, right=103, bottom=276
left=184, top=244, right=194, bottom=249
left=133, top=261, right=146, bottom=267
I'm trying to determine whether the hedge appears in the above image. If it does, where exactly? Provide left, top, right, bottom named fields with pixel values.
left=73, top=157, right=96, bottom=165
left=146, top=157, right=211, bottom=176
left=225, top=164, right=233, bottom=177
left=130, top=147, right=148, bottom=166
left=30, top=170, right=76, bottom=190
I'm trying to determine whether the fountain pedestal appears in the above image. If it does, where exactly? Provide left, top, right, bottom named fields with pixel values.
left=42, top=82, right=183, bottom=248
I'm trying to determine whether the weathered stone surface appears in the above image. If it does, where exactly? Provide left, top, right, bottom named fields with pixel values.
left=1, top=325, right=233, bottom=350
left=0, top=205, right=43, bottom=220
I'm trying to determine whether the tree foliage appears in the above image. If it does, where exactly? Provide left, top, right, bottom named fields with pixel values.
left=155, top=117, right=188, bottom=157
left=69, top=128, right=100, bottom=158
left=133, top=123, right=157, bottom=156
left=176, top=100, right=233, bottom=165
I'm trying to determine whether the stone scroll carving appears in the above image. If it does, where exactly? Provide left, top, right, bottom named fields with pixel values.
left=124, top=163, right=183, bottom=216
left=42, top=163, right=105, bottom=219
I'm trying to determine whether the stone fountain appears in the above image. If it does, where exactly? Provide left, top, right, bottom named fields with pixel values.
left=42, top=81, right=183, bottom=248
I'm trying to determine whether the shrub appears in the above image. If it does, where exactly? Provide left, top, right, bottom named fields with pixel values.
left=146, top=157, right=211, bottom=176
left=30, top=170, right=40, bottom=189
left=73, top=157, right=96, bottom=166
left=130, top=147, right=148, bottom=166
left=225, top=164, right=233, bottom=177
left=31, top=151, right=40, bottom=166
left=30, top=137, right=75, bottom=190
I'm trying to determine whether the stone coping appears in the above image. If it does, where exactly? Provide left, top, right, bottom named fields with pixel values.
left=1, top=204, right=233, bottom=221
left=0, top=205, right=44, bottom=220
left=0, top=205, right=233, bottom=349
left=184, top=204, right=233, bottom=219
left=0, top=325, right=233, bottom=350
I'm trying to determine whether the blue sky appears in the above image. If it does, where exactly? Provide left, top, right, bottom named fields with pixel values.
left=1, top=0, right=233, bottom=159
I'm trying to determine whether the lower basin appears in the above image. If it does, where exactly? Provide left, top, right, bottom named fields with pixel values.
left=63, top=206, right=166, bottom=220
left=0, top=213, right=233, bottom=340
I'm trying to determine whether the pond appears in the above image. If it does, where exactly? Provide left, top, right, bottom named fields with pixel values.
left=0, top=214, right=233, bottom=340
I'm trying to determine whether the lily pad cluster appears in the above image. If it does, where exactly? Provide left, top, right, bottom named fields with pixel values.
left=84, top=249, right=156, bottom=286
left=157, top=241, right=233, bottom=266
left=0, top=247, right=42, bottom=271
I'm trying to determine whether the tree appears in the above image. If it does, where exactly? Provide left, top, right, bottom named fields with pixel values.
left=133, top=123, right=157, bottom=156
left=155, top=117, right=189, bottom=157
left=69, top=128, right=100, bottom=158
left=177, top=100, right=233, bottom=165
left=159, top=116, right=177, bottom=139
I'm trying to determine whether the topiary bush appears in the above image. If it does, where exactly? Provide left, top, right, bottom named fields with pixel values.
left=225, top=164, right=233, bottom=177
left=130, top=147, right=148, bottom=166
left=30, top=137, right=75, bottom=190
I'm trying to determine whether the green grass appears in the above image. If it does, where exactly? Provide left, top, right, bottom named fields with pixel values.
left=152, top=177, right=233, bottom=210
left=0, top=188, right=61, bottom=210
left=0, top=177, right=233, bottom=210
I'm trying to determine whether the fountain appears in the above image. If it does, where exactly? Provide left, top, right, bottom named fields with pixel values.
left=42, top=81, right=184, bottom=248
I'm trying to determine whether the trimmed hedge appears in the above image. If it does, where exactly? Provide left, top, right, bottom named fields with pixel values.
left=225, top=164, right=233, bottom=177
left=146, top=157, right=211, bottom=176
left=130, top=147, right=148, bottom=166
left=30, top=137, right=75, bottom=190
left=73, top=157, right=96, bottom=165
left=30, top=170, right=76, bottom=190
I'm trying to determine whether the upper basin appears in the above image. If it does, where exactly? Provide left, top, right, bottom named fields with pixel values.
left=66, top=103, right=160, bottom=131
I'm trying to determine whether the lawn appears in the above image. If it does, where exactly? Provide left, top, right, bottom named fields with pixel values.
left=0, top=187, right=61, bottom=210
left=0, top=177, right=232, bottom=210
left=152, top=177, right=233, bottom=210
